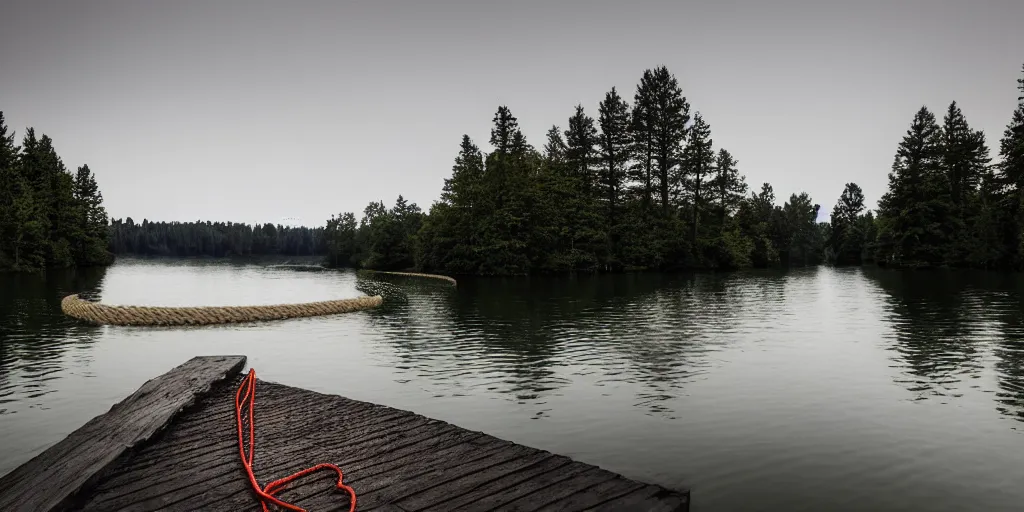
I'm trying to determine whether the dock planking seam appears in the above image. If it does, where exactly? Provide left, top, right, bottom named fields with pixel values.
left=533, top=477, right=647, bottom=512
left=87, top=414, right=449, bottom=507
left=344, top=444, right=537, bottom=509
left=492, top=467, right=623, bottom=512
left=90, top=420, right=482, bottom=511
left=290, top=439, right=520, bottom=510
left=166, top=430, right=495, bottom=512
left=98, top=393, right=444, bottom=488
left=123, top=402, right=414, bottom=471
left=393, top=451, right=558, bottom=511
left=424, top=454, right=576, bottom=512
left=285, top=437, right=514, bottom=508
left=451, top=464, right=602, bottom=511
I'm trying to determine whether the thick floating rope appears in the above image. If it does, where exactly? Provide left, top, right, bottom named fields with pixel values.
left=60, top=294, right=383, bottom=326
left=236, top=368, right=356, bottom=512
left=360, top=270, right=457, bottom=286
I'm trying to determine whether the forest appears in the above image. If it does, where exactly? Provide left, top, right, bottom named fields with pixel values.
left=323, top=64, right=1024, bottom=274
left=3, top=63, right=1022, bottom=274
left=0, top=112, right=111, bottom=272
left=107, top=219, right=326, bottom=258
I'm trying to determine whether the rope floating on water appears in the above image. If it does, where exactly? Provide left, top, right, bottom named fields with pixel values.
left=236, top=368, right=356, bottom=512
left=360, top=270, right=458, bottom=286
left=60, top=294, right=383, bottom=326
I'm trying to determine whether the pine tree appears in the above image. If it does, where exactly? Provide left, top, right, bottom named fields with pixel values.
left=995, top=64, right=1024, bottom=267
left=0, top=112, right=19, bottom=267
left=490, top=106, right=519, bottom=156
left=479, top=106, right=532, bottom=274
left=72, top=164, right=112, bottom=265
left=565, top=105, right=599, bottom=194
left=562, top=105, right=604, bottom=270
left=598, top=87, right=631, bottom=233
left=681, top=113, right=714, bottom=245
left=441, top=135, right=484, bottom=210
left=642, top=66, right=690, bottom=214
left=324, top=212, right=358, bottom=267
left=829, top=183, right=866, bottom=264
left=630, top=74, right=656, bottom=208
left=634, top=66, right=692, bottom=214
left=939, top=102, right=992, bottom=265
left=710, top=149, right=747, bottom=225
left=875, top=106, right=950, bottom=267
left=543, top=125, right=568, bottom=169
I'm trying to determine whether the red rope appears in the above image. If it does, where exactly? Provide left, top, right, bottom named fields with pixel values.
left=235, top=369, right=357, bottom=512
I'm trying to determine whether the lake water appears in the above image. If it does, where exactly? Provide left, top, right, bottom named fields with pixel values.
left=2, top=259, right=1023, bottom=511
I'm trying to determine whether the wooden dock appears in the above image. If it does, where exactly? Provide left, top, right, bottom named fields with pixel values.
left=0, top=356, right=690, bottom=512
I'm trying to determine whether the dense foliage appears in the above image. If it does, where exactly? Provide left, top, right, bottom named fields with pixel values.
left=325, top=66, right=828, bottom=274
left=108, top=219, right=327, bottom=258
left=326, top=63, right=1024, bottom=275
left=844, top=64, right=1024, bottom=270
left=0, top=113, right=112, bottom=272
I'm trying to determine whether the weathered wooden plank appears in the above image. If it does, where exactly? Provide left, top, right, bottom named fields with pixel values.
left=435, top=454, right=575, bottom=511
left=589, top=485, right=691, bottom=512
left=394, top=450, right=556, bottom=511
left=489, top=466, right=621, bottom=512
left=533, top=476, right=645, bottom=512
left=13, top=359, right=691, bottom=512
left=183, top=426, right=481, bottom=512
left=0, top=355, right=246, bottom=512
left=449, top=462, right=597, bottom=511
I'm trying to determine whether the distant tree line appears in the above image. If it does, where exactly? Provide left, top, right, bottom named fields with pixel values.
left=108, top=219, right=326, bottom=258
left=0, top=112, right=112, bottom=272
left=326, top=63, right=1024, bottom=275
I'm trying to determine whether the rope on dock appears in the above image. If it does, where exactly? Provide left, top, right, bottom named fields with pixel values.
left=360, top=270, right=458, bottom=286
left=60, top=294, right=384, bottom=326
left=236, top=368, right=356, bottom=512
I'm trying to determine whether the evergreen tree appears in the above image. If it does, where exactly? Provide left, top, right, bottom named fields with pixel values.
left=994, top=64, right=1024, bottom=267
left=562, top=105, right=604, bottom=270
left=490, top=106, right=519, bottom=156
left=637, top=66, right=690, bottom=214
left=709, top=149, right=747, bottom=225
left=71, top=164, right=112, bottom=265
left=543, top=125, right=568, bottom=168
left=940, top=101, right=992, bottom=265
left=598, top=87, right=631, bottom=236
left=629, top=77, right=656, bottom=208
left=780, top=192, right=822, bottom=266
left=479, top=106, right=532, bottom=274
left=0, top=112, right=21, bottom=268
left=565, top=105, right=599, bottom=193
left=829, top=182, right=866, bottom=264
left=875, top=107, right=950, bottom=267
left=681, top=113, right=714, bottom=245
left=737, top=183, right=779, bottom=267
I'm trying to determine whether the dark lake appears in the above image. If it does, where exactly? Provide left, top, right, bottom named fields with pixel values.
left=2, top=259, right=1023, bottom=511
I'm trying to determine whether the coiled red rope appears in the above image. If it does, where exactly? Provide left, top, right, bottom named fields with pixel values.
left=235, top=369, right=356, bottom=512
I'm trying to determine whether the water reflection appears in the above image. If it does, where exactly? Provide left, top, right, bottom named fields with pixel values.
left=865, top=268, right=1024, bottom=422
left=0, top=267, right=107, bottom=414
left=363, top=272, right=797, bottom=418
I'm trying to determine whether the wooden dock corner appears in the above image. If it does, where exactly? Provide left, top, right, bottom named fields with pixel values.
left=0, top=356, right=690, bottom=512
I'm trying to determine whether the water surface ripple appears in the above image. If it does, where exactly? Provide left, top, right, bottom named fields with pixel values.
left=1, top=260, right=1023, bottom=511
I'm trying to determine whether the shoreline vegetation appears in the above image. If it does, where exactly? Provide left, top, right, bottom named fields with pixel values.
left=2, top=63, right=1022, bottom=275
left=323, top=64, right=1024, bottom=275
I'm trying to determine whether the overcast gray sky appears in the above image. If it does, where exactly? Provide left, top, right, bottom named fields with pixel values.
left=2, top=0, right=1022, bottom=226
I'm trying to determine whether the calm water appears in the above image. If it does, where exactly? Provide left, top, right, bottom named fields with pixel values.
left=2, top=260, right=1023, bottom=511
